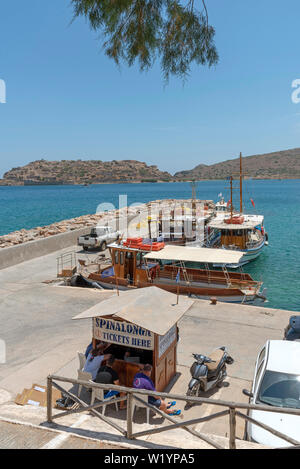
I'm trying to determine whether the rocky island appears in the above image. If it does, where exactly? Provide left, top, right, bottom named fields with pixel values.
left=0, top=148, right=300, bottom=186
left=0, top=159, right=173, bottom=186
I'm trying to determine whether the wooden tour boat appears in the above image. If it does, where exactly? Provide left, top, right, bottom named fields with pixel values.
left=73, top=240, right=267, bottom=305
left=206, top=153, right=268, bottom=267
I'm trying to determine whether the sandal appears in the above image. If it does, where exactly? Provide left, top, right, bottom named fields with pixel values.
left=167, top=401, right=176, bottom=409
left=169, top=409, right=181, bottom=416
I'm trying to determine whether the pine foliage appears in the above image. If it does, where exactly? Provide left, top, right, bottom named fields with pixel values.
left=71, top=0, right=218, bottom=81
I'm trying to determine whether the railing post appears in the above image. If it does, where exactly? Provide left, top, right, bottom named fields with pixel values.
left=47, top=376, right=53, bottom=423
left=127, top=392, right=133, bottom=439
left=229, top=407, right=236, bottom=449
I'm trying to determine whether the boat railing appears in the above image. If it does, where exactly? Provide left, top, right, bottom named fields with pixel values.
left=159, top=268, right=259, bottom=288
left=246, top=239, right=263, bottom=249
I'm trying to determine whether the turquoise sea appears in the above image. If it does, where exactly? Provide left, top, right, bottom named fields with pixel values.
left=0, top=180, right=299, bottom=312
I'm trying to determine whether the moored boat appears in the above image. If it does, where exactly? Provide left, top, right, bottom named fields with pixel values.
left=73, top=241, right=267, bottom=305
left=206, top=153, right=268, bottom=267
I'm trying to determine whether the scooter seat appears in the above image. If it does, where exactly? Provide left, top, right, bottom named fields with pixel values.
left=206, top=349, right=224, bottom=372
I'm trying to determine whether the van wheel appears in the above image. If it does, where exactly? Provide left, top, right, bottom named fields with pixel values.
left=83, top=247, right=89, bottom=251
left=101, top=241, right=107, bottom=251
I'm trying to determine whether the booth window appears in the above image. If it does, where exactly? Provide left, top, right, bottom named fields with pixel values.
left=105, top=343, right=153, bottom=366
left=120, top=251, right=124, bottom=265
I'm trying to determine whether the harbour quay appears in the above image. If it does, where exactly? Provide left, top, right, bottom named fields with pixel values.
left=0, top=232, right=295, bottom=448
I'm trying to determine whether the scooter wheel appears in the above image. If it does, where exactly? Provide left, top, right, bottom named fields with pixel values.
left=226, top=356, right=234, bottom=365
left=187, top=384, right=199, bottom=398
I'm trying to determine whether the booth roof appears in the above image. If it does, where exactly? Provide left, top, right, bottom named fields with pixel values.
left=72, top=286, right=194, bottom=336
left=144, top=245, right=244, bottom=264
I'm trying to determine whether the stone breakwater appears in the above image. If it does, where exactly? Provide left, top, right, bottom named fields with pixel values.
left=0, top=206, right=142, bottom=249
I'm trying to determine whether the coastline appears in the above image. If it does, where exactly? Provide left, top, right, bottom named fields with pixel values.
left=1, top=177, right=300, bottom=187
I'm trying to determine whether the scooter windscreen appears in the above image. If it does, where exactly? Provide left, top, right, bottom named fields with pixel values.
left=190, top=362, right=207, bottom=379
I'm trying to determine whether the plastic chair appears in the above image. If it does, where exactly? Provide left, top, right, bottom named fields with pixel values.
left=77, top=369, right=92, bottom=396
left=78, top=352, right=86, bottom=370
left=89, top=380, right=118, bottom=415
left=132, top=394, right=151, bottom=424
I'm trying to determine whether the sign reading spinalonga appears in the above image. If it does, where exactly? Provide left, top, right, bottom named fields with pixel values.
left=93, top=318, right=154, bottom=350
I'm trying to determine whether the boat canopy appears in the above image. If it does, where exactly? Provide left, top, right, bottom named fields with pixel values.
left=144, top=245, right=244, bottom=265
left=72, top=286, right=193, bottom=336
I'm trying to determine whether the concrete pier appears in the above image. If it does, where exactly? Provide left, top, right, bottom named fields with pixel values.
left=0, top=240, right=294, bottom=449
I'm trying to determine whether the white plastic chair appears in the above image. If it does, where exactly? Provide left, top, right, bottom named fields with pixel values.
left=77, top=369, right=92, bottom=396
left=78, top=352, right=86, bottom=370
left=132, top=394, right=151, bottom=424
left=89, top=380, right=118, bottom=415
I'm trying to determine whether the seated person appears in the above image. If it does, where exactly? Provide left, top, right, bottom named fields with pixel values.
left=85, top=340, right=109, bottom=359
left=94, top=355, right=126, bottom=409
left=123, top=349, right=141, bottom=364
left=85, top=342, right=93, bottom=359
left=83, top=348, right=111, bottom=381
left=132, top=364, right=181, bottom=416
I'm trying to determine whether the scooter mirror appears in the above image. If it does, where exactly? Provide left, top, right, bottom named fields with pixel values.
left=242, top=389, right=253, bottom=398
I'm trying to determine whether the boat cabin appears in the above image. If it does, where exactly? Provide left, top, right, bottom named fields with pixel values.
left=208, top=216, right=265, bottom=250
left=109, top=243, right=159, bottom=287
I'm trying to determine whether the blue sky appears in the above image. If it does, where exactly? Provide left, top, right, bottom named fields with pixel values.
left=0, top=0, right=300, bottom=177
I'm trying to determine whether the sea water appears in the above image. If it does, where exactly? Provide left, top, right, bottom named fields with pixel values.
left=0, top=180, right=299, bottom=311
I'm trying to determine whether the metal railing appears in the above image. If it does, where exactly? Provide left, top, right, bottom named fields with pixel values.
left=56, top=251, right=77, bottom=277
left=47, top=375, right=300, bottom=450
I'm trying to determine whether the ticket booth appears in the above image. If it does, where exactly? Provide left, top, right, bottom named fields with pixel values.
left=73, top=287, right=193, bottom=392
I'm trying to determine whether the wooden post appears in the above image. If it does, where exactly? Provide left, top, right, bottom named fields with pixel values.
left=127, top=393, right=133, bottom=439
left=229, top=407, right=236, bottom=449
left=111, top=248, right=120, bottom=296
left=47, top=376, right=53, bottom=423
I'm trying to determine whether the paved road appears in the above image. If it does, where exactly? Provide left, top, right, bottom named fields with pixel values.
left=0, top=245, right=112, bottom=391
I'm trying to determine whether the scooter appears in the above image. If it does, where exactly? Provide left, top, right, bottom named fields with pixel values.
left=187, top=346, right=234, bottom=397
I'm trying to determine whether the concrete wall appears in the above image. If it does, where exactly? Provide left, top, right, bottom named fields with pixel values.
left=0, top=227, right=90, bottom=270
left=0, top=214, right=138, bottom=270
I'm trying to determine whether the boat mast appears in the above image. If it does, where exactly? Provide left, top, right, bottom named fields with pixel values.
left=239, top=152, right=243, bottom=214
left=230, top=176, right=233, bottom=219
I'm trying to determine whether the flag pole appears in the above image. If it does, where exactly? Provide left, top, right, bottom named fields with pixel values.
left=176, top=268, right=180, bottom=304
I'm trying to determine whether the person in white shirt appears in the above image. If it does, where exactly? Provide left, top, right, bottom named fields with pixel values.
left=83, top=348, right=111, bottom=380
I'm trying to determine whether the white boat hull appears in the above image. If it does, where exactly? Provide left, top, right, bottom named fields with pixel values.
left=213, top=239, right=265, bottom=269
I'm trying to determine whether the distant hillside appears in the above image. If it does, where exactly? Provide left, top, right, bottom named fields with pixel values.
left=0, top=159, right=172, bottom=185
left=174, top=148, right=300, bottom=180
left=1, top=148, right=300, bottom=186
